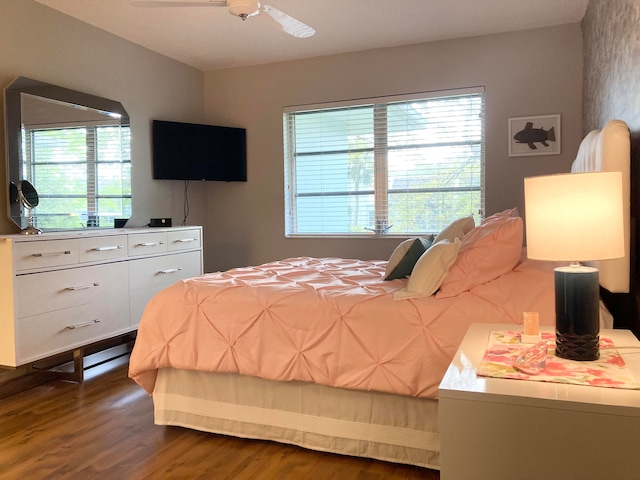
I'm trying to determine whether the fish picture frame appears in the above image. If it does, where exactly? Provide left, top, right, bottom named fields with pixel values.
left=508, top=114, right=561, bottom=157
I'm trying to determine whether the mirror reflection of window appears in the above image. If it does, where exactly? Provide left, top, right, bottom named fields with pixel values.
left=22, top=118, right=131, bottom=229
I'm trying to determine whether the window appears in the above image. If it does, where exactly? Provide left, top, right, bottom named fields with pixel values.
left=23, top=124, right=131, bottom=229
left=284, top=87, right=485, bottom=237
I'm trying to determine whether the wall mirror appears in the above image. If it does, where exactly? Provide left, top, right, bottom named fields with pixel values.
left=5, top=76, right=131, bottom=231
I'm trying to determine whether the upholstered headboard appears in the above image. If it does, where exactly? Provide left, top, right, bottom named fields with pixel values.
left=570, top=119, right=631, bottom=293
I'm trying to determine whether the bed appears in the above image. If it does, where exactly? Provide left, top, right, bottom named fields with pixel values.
left=129, top=120, right=632, bottom=471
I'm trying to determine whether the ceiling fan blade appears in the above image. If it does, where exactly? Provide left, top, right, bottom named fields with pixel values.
left=262, top=5, right=315, bottom=38
left=129, top=0, right=226, bottom=7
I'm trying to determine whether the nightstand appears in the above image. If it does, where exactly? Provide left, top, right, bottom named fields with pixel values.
left=439, top=323, right=640, bottom=480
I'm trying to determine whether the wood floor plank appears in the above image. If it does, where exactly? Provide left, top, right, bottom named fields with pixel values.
left=0, top=357, right=439, bottom=479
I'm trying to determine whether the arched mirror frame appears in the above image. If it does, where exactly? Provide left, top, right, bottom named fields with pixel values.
left=5, top=76, right=131, bottom=230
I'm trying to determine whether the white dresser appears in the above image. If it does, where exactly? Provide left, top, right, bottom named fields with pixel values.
left=0, top=226, right=203, bottom=369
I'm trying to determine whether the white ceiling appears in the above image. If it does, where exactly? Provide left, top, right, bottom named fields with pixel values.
left=35, top=0, right=589, bottom=72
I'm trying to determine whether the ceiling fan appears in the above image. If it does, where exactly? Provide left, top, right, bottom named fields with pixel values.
left=129, top=0, right=316, bottom=38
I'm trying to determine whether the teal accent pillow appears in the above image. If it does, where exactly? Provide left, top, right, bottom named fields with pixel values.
left=384, top=236, right=434, bottom=280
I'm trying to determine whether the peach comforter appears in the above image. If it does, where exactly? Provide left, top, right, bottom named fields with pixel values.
left=129, top=255, right=555, bottom=399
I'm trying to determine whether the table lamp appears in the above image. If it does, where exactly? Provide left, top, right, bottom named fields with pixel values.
left=524, top=171, right=624, bottom=361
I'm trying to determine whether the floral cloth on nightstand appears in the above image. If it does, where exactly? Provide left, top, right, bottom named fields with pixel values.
left=478, top=331, right=640, bottom=389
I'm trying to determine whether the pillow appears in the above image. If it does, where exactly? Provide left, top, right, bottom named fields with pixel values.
left=384, top=236, right=434, bottom=280
left=433, top=215, right=475, bottom=243
left=384, top=238, right=415, bottom=278
left=436, top=215, right=523, bottom=299
left=481, top=207, right=519, bottom=226
left=393, top=238, right=462, bottom=299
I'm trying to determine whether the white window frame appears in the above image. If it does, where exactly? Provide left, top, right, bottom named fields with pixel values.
left=284, top=87, right=485, bottom=237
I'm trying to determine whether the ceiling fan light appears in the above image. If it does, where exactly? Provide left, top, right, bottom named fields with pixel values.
left=227, top=0, right=260, bottom=18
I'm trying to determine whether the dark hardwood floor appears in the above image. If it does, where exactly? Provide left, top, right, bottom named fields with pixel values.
left=0, top=356, right=440, bottom=479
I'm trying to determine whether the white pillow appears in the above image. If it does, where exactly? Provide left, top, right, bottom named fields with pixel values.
left=393, top=238, right=462, bottom=299
left=434, top=215, right=475, bottom=243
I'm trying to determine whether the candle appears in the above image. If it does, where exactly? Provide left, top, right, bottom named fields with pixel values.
left=523, top=312, right=539, bottom=336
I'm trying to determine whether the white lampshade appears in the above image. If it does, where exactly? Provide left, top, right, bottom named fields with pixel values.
left=524, top=171, right=624, bottom=262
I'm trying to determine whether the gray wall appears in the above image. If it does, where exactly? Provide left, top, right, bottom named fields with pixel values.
left=582, top=0, right=639, bottom=201
left=582, top=0, right=640, bottom=332
left=0, top=0, right=207, bottom=240
left=583, top=0, right=640, bottom=134
left=203, top=24, right=584, bottom=271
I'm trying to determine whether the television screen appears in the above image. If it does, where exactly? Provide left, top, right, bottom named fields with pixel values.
left=152, top=120, right=247, bottom=181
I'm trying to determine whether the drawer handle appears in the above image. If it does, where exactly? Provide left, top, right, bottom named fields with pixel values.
left=174, top=238, right=197, bottom=243
left=65, top=282, right=100, bottom=291
left=158, top=268, right=183, bottom=274
left=32, top=250, right=72, bottom=257
left=66, top=319, right=101, bottom=330
left=136, top=242, right=165, bottom=247
left=92, top=245, right=124, bottom=251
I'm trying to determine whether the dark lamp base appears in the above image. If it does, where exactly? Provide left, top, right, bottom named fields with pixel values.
left=554, top=265, right=600, bottom=362
left=556, top=331, right=599, bottom=361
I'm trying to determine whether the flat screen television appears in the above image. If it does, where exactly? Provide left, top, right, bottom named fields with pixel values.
left=152, top=120, right=247, bottom=181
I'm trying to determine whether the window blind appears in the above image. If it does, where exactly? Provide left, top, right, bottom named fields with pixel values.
left=284, top=87, right=485, bottom=236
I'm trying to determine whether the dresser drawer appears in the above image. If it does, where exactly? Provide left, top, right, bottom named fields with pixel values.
left=167, top=228, right=201, bottom=252
left=15, top=262, right=129, bottom=318
left=78, top=235, right=128, bottom=262
left=129, top=251, right=202, bottom=293
left=13, top=239, right=79, bottom=271
left=129, top=251, right=202, bottom=327
left=15, top=297, right=131, bottom=365
left=128, top=232, right=168, bottom=256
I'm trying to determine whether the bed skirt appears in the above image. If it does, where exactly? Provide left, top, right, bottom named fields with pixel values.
left=153, top=368, right=440, bottom=470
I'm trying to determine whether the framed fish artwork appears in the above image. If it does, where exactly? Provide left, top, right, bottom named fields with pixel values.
left=508, top=114, right=561, bottom=157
